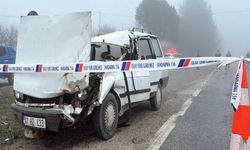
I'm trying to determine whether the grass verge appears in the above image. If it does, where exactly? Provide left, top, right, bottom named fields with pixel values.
left=0, top=89, right=24, bottom=145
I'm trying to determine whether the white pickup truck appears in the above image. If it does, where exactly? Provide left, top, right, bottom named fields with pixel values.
left=11, top=12, right=169, bottom=140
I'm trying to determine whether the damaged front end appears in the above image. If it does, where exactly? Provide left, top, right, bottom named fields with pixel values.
left=12, top=73, right=102, bottom=131
left=11, top=12, right=99, bottom=131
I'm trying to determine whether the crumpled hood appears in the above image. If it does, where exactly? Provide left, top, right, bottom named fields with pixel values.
left=14, top=12, right=91, bottom=98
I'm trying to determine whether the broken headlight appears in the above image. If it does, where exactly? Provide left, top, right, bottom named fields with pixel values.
left=14, top=91, right=24, bottom=101
left=77, top=90, right=88, bottom=101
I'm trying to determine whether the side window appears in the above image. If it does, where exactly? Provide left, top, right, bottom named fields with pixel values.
left=0, top=48, right=6, bottom=57
left=94, top=45, right=107, bottom=60
left=151, top=38, right=163, bottom=57
left=92, top=44, right=123, bottom=60
left=138, top=39, right=153, bottom=59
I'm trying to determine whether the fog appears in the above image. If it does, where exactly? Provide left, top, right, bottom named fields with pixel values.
left=0, top=0, right=250, bottom=56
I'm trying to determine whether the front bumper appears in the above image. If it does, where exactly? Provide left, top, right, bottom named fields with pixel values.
left=11, top=102, right=75, bottom=132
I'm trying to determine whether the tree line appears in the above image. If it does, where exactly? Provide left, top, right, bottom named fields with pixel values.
left=136, top=0, right=220, bottom=57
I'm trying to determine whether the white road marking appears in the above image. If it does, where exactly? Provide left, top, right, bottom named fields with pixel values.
left=192, top=89, right=201, bottom=97
left=147, top=70, right=215, bottom=150
left=147, top=99, right=193, bottom=150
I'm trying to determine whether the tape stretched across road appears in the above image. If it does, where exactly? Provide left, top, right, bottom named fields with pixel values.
left=0, top=57, right=240, bottom=73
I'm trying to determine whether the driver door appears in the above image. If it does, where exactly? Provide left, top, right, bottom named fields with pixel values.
left=126, top=37, right=152, bottom=103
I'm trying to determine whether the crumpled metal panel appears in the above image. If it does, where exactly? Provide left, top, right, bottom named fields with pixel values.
left=14, top=12, right=91, bottom=98
left=98, top=72, right=119, bottom=103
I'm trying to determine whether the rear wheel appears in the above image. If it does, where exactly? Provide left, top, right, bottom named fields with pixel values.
left=93, top=93, right=119, bottom=140
left=150, top=83, right=162, bottom=111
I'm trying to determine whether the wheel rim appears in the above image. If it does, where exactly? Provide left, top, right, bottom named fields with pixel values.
left=104, top=102, right=116, bottom=130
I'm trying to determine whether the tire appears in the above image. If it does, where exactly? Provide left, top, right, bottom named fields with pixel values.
left=150, top=83, right=162, bottom=111
left=93, top=93, right=119, bottom=140
left=8, top=74, right=14, bottom=85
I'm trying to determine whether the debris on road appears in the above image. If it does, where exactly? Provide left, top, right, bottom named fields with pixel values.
left=0, top=121, right=8, bottom=126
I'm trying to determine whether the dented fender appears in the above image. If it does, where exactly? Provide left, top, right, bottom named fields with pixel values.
left=98, top=72, right=119, bottom=104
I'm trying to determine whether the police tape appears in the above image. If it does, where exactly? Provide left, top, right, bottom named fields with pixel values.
left=0, top=57, right=240, bottom=73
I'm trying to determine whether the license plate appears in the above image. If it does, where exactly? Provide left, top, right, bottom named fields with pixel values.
left=23, top=116, right=46, bottom=129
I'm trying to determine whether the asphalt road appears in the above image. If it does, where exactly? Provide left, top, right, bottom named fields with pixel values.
left=2, top=65, right=237, bottom=150
left=159, top=66, right=235, bottom=150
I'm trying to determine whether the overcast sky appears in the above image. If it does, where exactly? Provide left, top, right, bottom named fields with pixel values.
left=0, top=0, right=250, bottom=56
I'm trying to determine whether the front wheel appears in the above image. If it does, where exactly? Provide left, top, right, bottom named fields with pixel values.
left=93, top=93, right=119, bottom=140
left=150, top=83, right=162, bottom=111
